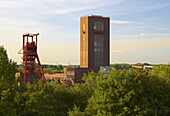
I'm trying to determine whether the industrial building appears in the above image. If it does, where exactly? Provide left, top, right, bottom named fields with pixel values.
left=16, top=33, right=46, bottom=84
left=46, top=15, right=111, bottom=85
left=16, top=15, right=110, bottom=86
left=80, top=15, right=110, bottom=68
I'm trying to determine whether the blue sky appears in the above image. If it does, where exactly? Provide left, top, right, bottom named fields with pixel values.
left=0, top=0, right=170, bottom=64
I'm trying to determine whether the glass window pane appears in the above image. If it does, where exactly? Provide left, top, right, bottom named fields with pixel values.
left=83, top=24, right=85, bottom=31
left=94, top=22, right=104, bottom=31
left=83, top=35, right=85, bottom=66
left=94, top=34, right=104, bottom=66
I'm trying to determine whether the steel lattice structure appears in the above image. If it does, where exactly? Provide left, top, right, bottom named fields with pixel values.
left=19, top=33, right=46, bottom=84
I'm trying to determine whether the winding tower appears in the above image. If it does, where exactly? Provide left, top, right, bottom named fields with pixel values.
left=19, top=33, right=46, bottom=84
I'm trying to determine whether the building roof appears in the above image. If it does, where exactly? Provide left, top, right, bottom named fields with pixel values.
left=23, top=33, right=39, bottom=37
left=81, top=15, right=110, bottom=18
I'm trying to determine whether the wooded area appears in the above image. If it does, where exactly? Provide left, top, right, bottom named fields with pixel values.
left=0, top=46, right=170, bottom=116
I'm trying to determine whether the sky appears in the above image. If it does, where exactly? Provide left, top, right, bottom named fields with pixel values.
left=0, top=0, right=170, bottom=65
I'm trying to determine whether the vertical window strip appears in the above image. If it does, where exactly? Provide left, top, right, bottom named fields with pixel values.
left=83, top=24, right=85, bottom=31
left=94, top=35, right=104, bottom=67
left=83, top=35, right=85, bottom=67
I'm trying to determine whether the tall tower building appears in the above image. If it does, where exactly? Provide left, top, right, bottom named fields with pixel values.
left=80, top=15, right=110, bottom=68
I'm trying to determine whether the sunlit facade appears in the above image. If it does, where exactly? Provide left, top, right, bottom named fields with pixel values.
left=80, top=15, right=110, bottom=68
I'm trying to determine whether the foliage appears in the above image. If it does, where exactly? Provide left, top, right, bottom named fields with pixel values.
left=0, top=66, right=170, bottom=115
left=68, top=106, right=84, bottom=116
left=16, top=65, right=24, bottom=72
left=83, top=68, right=170, bottom=116
left=16, top=64, right=65, bottom=74
left=111, top=64, right=132, bottom=70
left=0, top=46, right=16, bottom=97
left=16, top=64, right=81, bottom=74
left=42, top=64, right=64, bottom=74
left=0, top=47, right=169, bottom=115
left=43, top=67, right=64, bottom=74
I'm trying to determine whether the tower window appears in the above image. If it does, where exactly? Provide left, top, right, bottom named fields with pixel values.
left=83, top=35, right=86, bottom=67
left=94, top=22, right=104, bottom=31
left=94, top=35, right=104, bottom=67
left=83, top=24, right=85, bottom=31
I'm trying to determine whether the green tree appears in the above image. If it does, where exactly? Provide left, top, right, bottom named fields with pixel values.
left=57, top=64, right=63, bottom=70
left=0, top=46, right=16, bottom=97
left=68, top=106, right=84, bottom=116
left=0, top=48, right=169, bottom=116
left=82, top=68, right=170, bottom=115
left=111, top=64, right=132, bottom=70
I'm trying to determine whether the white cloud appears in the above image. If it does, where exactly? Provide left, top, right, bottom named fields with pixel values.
left=107, top=1, right=170, bottom=16
left=157, top=28, right=167, bottom=31
left=0, top=18, right=40, bottom=31
left=111, top=50, right=124, bottom=53
left=143, top=3, right=170, bottom=11
left=0, top=0, right=121, bottom=14
left=140, top=33, right=146, bottom=36
left=48, top=5, right=99, bottom=14
left=113, top=33, right=170, bottom=38
left=140, top=33, right=170, bottom=36
left=111, top=20, right=132, bottom=24
left=147, top=34, right=170, bottom=36
left=111, top=38, right=170, bottom=64
left=111, top=38, right=170, bottom=53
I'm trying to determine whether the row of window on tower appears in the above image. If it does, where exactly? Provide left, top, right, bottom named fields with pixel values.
left=94, top=35, right=104, bottom=67
left=82, top=21, right=105, bottom=67
left=94, top=22, right=104, bottom=31
left=82, top=34, right=104, bottom=67
left=83, top=22, right=104, bottom=31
